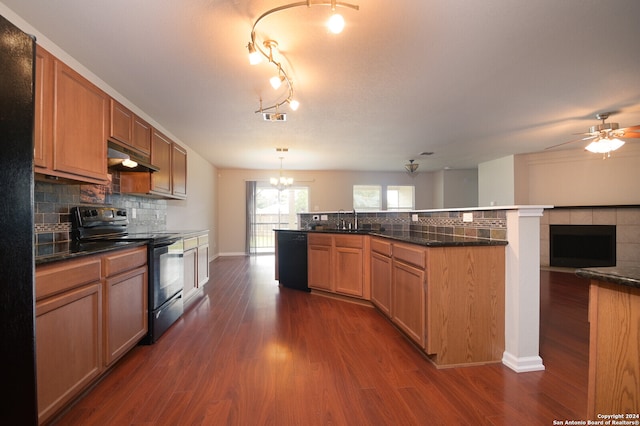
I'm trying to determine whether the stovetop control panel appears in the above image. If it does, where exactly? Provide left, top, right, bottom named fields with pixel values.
left=73, top=207, right=128, bottom=226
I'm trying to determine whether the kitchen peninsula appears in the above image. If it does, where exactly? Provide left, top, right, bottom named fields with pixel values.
left=576, top=266, right=640, bottom=418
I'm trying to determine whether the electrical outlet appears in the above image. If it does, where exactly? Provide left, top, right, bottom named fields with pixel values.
left=463, top=212, right=473, bottom=222
left=320, top=214, right=328, bottom=221
left=131, top=208, right=136, bottom=219
left=411, top=214, right=419, bottom=222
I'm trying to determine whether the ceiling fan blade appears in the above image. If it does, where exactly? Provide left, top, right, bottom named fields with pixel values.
left=545, top=135, right=597, bottom=150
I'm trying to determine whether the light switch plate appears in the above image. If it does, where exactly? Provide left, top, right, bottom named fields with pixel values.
left=463, top=212, right=473, bottom=222
left=411, top=214, right=419, bottom=222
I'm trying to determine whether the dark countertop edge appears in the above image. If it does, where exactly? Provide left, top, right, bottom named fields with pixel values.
left=274, top=229, right=508, bottom=247
left=575, top=266, right=640, bottom=289
left=36, top=240, right=148, bottom=266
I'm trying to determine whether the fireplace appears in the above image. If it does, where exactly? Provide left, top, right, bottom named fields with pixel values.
left=550, top=225, right=616, bottom=268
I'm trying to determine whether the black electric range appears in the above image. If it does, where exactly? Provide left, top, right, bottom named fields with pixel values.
left=71, top=206, right=185, bottom=344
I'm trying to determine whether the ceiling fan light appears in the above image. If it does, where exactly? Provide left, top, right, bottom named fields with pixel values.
left=289, top=99, right=300, bottom=110
left=585, top=138, right=625, bottom=154
left=327, top=13, right=345, bottom=34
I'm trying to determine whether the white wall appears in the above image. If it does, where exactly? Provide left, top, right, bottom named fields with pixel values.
left=478, top=155, right=516, bottom=207
left=525, top=144, right=640, bottom=206
left=442, top=169, right=478, bottom=208
left=166, top=145, right=217, bottom=258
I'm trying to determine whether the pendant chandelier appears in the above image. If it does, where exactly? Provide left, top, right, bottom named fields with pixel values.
left=271, top=157, right=294, bottom=191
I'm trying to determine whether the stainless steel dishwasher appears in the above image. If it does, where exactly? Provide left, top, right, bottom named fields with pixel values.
left=277, top=231, right=310, bottom=292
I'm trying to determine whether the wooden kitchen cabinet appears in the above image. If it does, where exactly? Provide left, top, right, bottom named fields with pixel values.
left=183, top=233, right=210, bottom=307
left=308, top=234, right=333, bottom=291
left=307, top=233, right=370, bottom=299
left=391, top=243, right=427, bottom=347
left=34, top=45, right=53, bottom=169
left=109, top=99, right=152, bottom=156
left=35, top=255, right=103, bottom=425
left=370, top=238, right=392, bottom=316
left=35, top=246, right=148, bottom=424
left=103, top=246, right=148, bottom=366
left=587, top=281, right=640, bottom=418
left=34, top=45, right=109, bottom=184
left=120, top=128, right=187, bottom=199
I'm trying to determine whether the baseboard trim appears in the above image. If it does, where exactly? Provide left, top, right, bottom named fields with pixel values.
left=502, top=352, right=545, bottom=373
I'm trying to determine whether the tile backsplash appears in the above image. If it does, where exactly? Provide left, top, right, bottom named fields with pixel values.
left=34, top=177, right=167, bottom=247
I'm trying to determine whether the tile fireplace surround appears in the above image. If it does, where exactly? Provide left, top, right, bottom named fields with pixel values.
left=540, top=206, right=640, bottom=269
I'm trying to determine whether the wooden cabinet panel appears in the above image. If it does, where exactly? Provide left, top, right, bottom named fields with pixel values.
left=150, top=129, right=172, bottom=195
left=308, top=244, right=333, bottom=291
left=183, top=247, right=198, bottom=302
left=370, top=251, right=392, bottom=316
left=392, top=260, right=426, bottom=347
left=34, top=45, right=53, bottom=169
left=197, top=243, right=210, bottom=287
left=587, top=282, right=640, bottom=418
left=104, top=266, right=148, bottom=366
left=36, top=282, right=102, bottom=424
left=393, top=243, right=426, bottom=269
left=334, top=245, right=364, bottom=297
left=371, top=237, right=392, bottom=257
left=172, top=142, right=187, bottom=199
left=52, top=59, right=108, bottom=183
left=36, top=256, right=101, bottom=301
left=132, top=115, right=152, bottom=156
left=103, top=246, right=146, bottom=277
left=110, top=99, right=133, bottom=145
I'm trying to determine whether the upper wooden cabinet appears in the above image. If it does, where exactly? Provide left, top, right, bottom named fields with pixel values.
left=120, top=128, right=188, bottom=199
left=109, top=99, right=151, bottom=157
left=34, top=45, right=109, bottom=184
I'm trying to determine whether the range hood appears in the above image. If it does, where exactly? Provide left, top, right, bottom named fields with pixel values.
left=107, top=141, right=159, bottom=172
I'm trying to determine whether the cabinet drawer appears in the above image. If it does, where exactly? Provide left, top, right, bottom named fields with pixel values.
left=371, top=238, right=392, bottom=256
left=103, top=246, right=147, bottom=277
left=36, top=256, right=102, bottom=301
left=198, top=234, right=209, bottom=246
left=308, top=233, right=332, bottom=246
left=184, top=237, right=198, bottom=250
left=334, top=234, right=363, bottom=248
left=393, top=243, right=427, bottom=269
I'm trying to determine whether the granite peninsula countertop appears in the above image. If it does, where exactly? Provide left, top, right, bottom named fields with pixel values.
left=576, top=266, right=640, bottom=289
left=35, top=240, right=147, bottom=265
left=274, top=229, right=508, bottom=247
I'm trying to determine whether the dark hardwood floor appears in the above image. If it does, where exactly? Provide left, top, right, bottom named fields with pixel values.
left=52, top=257, right=590, bottom=425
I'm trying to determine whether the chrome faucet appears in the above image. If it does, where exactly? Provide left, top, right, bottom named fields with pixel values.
left=337, top=209, right=345, bottom=229
left=353, top=209, right=358, bottom=230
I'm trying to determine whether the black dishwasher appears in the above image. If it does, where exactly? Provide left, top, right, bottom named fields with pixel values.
left=277, top=231, right=309, bottom=292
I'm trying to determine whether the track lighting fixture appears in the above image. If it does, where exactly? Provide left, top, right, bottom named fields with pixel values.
left=247, top=1, right=359, bottom=118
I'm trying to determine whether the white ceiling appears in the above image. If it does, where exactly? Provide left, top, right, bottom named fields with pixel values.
left=3, top=0, right=640, bottom=172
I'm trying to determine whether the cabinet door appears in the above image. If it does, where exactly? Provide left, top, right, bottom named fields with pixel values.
left=34, top=45, right=53, bottom=169
left=52, top=60, right=108, bottom=183
left=150, top=129, right=172, bottom=195
left=132, top=115, right=151, bottom=156
left=109, top=99, right=133, bottom=145
left=308, top=244, right=332, bottom=291
left=104, top=266, right=148, bottom=365
left=197, top=243, right=210, bottom=287
left=334, top=246, right=364, bottom=297
left=183, top=247, right=198, bottom=302
left=36, top=283, right=102, bottom=424
left=172, top=143, right=187, bottom=199
left=392, top=260, right=425, bottom=347
left=371, top=252, right=392, bottom=316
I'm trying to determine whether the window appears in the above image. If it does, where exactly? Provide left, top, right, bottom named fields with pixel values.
left=353, top=185, right=382, bottom=211
left=387, top=185, right=415, bottom=210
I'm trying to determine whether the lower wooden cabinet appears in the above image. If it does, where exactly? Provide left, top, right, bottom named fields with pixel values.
left=183, top=232, right=210, bottom=306
left=35, top=245, right=148, bottom=424
left=307, top=233, right=370, bottom=299
left=392, top=259, right=426, bottom=347
left=370, top=251, right=392, bottom=316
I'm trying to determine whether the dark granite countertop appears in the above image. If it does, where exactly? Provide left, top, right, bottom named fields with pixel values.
left=36, top=240, right=148, bottom=265
left=274, top=229, right=508, bottom=247
left=575, top=266, right=640, bottom=289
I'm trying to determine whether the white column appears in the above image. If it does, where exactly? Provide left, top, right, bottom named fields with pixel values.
left=502, top=207, right=547, bottom=372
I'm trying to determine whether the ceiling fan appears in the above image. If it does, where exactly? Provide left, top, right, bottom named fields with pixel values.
left=546, top=112, right=640, bottom=156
